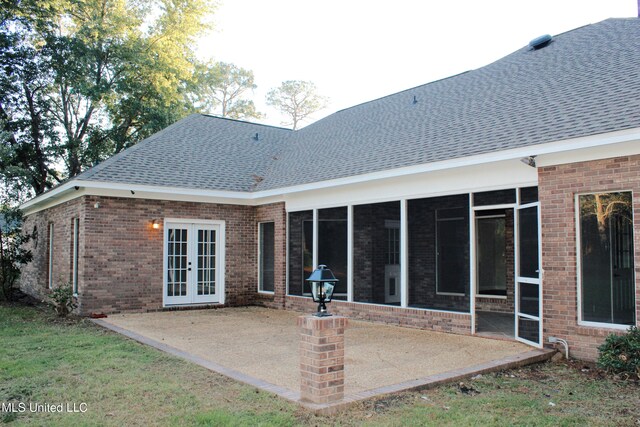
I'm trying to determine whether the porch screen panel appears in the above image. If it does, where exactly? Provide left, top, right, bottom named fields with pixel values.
left=318, top=207, right=348, bottom=300
left=288, top=211, right=313, bottom=296
left=353, top=202, right=401, bottom=305
left=408, top=194, right=470, bottom=312
left=579, top=192, right=635, bottom=325
left=167, top=228, right=188, bottom=297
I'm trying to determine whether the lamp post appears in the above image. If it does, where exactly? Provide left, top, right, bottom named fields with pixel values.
left=306, top=264, right=338, bottom=317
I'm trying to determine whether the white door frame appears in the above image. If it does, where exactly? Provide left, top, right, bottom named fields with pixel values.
left=514, top=201, right=543, bottom=347
left=163, top=218, right=226, bottom=307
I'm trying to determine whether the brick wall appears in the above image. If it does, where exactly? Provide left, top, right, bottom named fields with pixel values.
left=539, top=155, right=640, bottom=361
left=79, top=196, right=262, bottom=314
left=20, top=198, right=84, bottom=303
left=286, top=295, right=472, bottom=335
left=21, top=195, right=273, bottom=314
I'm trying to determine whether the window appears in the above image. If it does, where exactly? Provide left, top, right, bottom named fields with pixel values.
left=72, top=218, right=79, bottom=294
left=48, top=223, right=54, bottom=289
left=258, top=222, right=275, bottom=293
left=578, top=192, right=635, bottom=326
left=436, top=207, right=468, bottom=295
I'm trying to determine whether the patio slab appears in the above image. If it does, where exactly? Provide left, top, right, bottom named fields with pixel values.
left=94, top=307, right=553, bottom=412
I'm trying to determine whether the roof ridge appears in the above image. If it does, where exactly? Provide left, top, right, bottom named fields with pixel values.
left=199, top=113, right=294, bottom=131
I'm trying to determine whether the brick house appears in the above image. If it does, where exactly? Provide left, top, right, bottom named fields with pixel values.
left=20, top=19, right=640, bottom=361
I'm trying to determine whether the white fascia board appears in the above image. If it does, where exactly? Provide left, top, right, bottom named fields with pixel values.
left=21, top=180, right=282, bottom=215
left=20, top=127, right=640, bottom=214
left=257, top=127, right=640, bottom=198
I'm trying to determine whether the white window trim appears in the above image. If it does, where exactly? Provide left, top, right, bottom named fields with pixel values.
left=575, top=190, right=636, bottom=328
left=257, top=221, right=275, bottom=294
left=48, top=223, right=54, bottom=290
left=72, top=218, right=79, bottom=296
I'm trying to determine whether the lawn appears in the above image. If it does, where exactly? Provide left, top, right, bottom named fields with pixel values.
left=1, top=304, right=639, bottom=426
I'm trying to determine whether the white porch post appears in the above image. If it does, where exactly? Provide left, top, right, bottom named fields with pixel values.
left=347, top=205, right=354, bottom=302
left=400, top=199, right=409, bottom=308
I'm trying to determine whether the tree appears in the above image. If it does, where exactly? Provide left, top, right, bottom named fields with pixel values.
left=191, top=61, right=263, bottom=120
left=0, top=204, right=33, bottom=301
left=0, top=0, right=215, bottom=196
left=266, top=80, right=328, bottom=130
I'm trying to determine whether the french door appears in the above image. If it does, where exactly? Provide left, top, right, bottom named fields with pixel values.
left=515, top=203, right=542, bottom=346
left=164, top=221, right=224, bottom=306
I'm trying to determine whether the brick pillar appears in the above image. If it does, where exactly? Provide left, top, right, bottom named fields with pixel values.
left=298, top=315, right=348, bottom=404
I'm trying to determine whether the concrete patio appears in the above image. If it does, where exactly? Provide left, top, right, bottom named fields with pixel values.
left=94, top=306, right=553, bottom=411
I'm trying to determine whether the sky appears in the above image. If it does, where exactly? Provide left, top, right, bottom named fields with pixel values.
left=198, top=0, right=637, bottom=129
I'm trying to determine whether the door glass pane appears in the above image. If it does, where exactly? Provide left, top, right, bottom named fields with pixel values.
left=259, top=222, right=275, bottom=292
left=579, top=192, right=635, bottom=325
left=197, top=229, right=216, bottom=296
left=477, top=216, right=507, bottom=296
left=519, top=282, right=539, bottom=317
left=167, top=227, right=188, bottom=297
left=519, top=207, right=539, bottom=278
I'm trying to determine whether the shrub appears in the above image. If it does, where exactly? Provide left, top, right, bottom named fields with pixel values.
left=50, top=283, right=77, bottom=317
left=597, top=326, right=640, bottom=378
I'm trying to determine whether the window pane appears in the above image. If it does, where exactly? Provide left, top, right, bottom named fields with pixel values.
left=259, top=222, right=275, bottom=292
left=580, top=192, right=635, bottom=325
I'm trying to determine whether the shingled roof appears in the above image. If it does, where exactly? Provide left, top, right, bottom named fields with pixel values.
left=76, top=18, right=640, bottom=193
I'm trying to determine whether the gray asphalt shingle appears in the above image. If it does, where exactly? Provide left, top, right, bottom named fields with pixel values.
left=76, top=19, right=640, bottom=193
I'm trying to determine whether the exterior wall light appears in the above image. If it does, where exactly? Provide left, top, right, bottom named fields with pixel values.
left=151, top=219, right=160, bottom=229
left=306, top=264, right=338, bottom=317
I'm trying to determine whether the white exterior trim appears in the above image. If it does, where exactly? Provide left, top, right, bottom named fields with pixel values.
left=20, top=127, right=640, bottom=215
left=400, top=199, right=408, bottom=308
left=162, top=219, right=226, bottom=307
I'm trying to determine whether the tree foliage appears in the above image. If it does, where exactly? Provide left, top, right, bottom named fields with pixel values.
left=191, top=61, right=263, bottom=120
left=0, top=204, right=33, bottom=301
left=266, top=80, right=328, bottom=130
left=0, top=0, right=215, bottom=197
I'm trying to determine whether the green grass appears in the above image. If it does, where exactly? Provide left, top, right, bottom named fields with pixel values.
left=1, top=304, right=639, bottom=426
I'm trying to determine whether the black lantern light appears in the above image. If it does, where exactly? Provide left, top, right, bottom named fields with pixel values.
left=306, top=265, right=338, bottom=317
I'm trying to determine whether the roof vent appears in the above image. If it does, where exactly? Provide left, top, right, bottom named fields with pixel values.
left=529, top=34, right=552, bottom=50
left=253, top=133, right=260, bottom=141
